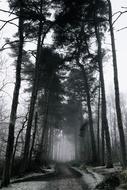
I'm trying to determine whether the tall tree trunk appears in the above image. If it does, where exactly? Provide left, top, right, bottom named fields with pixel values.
left=1, top=2, right=24, bottom=187
left=101, top=123, right=105, bottom=166
left=75, top=25, right=97, bottom=163
left=11, top=114, right=28, bottom=172
left=113, top=115, right=117, bottom=155
left=47, top=124, right=52, bottom=160
left=77, top=63, right=97, bottom=164
left=29, top=112, right=38, bottom=165
left=36, top=73, right=54, bottom=164
left=74, top=22, right=97, bottom=163
left=74, top=126, right=79, bottom=161
left=42, top=120, right=50, bottom=162
left=22, top=0, right=43, bottom=171
left=97, top=83, right=101, bottom=163
left=37, top=89, right=50, bottom=164
left=107, top=0, right=126, bottom=168
left=95, top=24, right=113, bottom=168
left=51, top=127, right=54, bottom=160
left=79, top=102, right=84, bottom=161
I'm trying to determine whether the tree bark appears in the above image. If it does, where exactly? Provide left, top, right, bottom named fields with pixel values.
left=47, top=124, right=52, bottom=160
left=1, top=2, right=24, bottom=186
left=107, top=0, right=126, bottom=168
left=101, top=122, right=105, bottom=166
left=29, top=112, right=38, bottom=165
left=37, top=89, right=50, bottom=164
left=97, top=83, right=101, bottom=163
left=77, top=63, right=98, bottom=164
left=95, top=24, right=113, bottom=168
left=22, top=0, right=43, bottom=171
left=79, top=102, right=84, bottom=161
left=11, top=114, right=28, bottom=172
left=75, top=22, right=97, bottom=164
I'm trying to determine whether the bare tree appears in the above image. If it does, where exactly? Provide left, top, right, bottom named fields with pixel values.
left=11, top=113, right=28, bottom=171
left=107, top=0, right=127, bottom=168
left=1, top=1, right=24, bottom=186
left=29, top=112, right=38, bottom=165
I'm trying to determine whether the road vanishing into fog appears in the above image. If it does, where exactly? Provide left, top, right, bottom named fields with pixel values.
left=41, top=163, right=87, bottom=190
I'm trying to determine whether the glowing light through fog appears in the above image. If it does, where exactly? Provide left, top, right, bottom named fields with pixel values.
left=53, top=134, right=75, bottom=162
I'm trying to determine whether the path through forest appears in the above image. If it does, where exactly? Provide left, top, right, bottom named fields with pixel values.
left=44, top=163, right=87, bottom=190
left=1, top=164, right=88, bottom=190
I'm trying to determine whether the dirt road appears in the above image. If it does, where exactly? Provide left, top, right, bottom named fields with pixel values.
left=41, top=163, right=87, bottom=190
left=4, top=163, right=88, bottom=190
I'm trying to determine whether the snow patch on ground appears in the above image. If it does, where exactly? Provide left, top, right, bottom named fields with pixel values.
left=91, top=165, right=122, bottom=176
left=1, top=181, right=47, bottom=190
left=0, top=165, right=55, bottom=189
left=80, top=165, right=123, bottom=190
left=11, top=167, right=55, bottom=183
left=13, top=172, right=45, bottom=179
left=72, top=165, right=123, bottom=189
left=72, top=167, right=104, bottom=189
left=82, top=169, right=104, bottom=189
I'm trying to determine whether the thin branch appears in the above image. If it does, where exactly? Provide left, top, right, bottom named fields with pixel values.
left=117, top=26, right=127, bottom=32
left=8, top=5, right=17, bottom=17
left=112, top=12, right=122, bottom=26
left=112, top=11, right=127, bottom=26
left=0, top=90, right=13, bottom=100
left=121, top=7, right=127, bottom=9
left=0, top=40, right=36, bottom=52
left=0, top=46, right=13, bottom=52
left=112, top=11, right=122, bottom=17
left=0, top=81, right=14, bottom=91
left=12, top=113, right=28, bottom=166
left=0, top=19, right=18, bottom=27
left=28, top=50, right=36, bottom=58
left=0, top=17, right=18, bottom=31
left=0, top=8, right=17, bottom=15
left=41, top=20, right=54, bottom=44
left=1, top=40, right=19, bottom=49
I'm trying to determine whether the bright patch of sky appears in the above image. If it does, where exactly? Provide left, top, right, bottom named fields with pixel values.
left=0, top=1, right=17, bottom=112
left=53, top=134, right=75, bottom=161
left=105, top=0, right=127, bottom=95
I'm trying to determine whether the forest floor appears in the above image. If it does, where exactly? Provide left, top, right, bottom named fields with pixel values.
left=0, top=163, right=87, bottom=190
left=1, top=163, right=127, bottom=189
left=72, top=163, right=127, bottom=190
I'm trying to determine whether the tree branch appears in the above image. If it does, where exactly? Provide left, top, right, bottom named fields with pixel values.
left=0, top=8, right=17, bottom=15
left=112, top=11, right=127, bottom=26
left=117, top=26, right=127, bottom=32
left=0, top=17, right=18, bottom=31
left=0, top=19, right=18, bottom=27
left=0, top=81, right=14, bottom=91
left=121, top=7, right=127, bottom=9
left=0, top=90, right=13, bottom=100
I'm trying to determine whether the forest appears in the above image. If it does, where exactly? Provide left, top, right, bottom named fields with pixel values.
left=0, top=0, right=127, bottom=189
